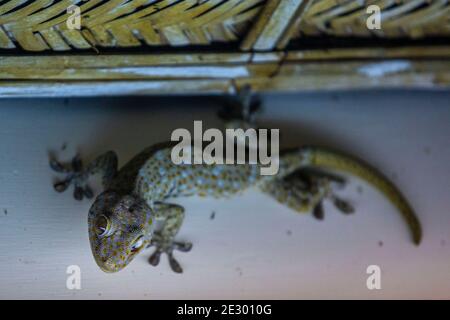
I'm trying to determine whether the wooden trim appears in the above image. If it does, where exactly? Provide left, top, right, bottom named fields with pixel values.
left=2, top=46, right=449, bottom=71
left=1, top=61, right=448, bottom=97
left=1, top=46, right=449, bottom=97
left=0, top=80, right=233, bottom=97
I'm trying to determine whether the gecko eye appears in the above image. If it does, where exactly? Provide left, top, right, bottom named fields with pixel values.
left=94, top=215, right=111, bottom=237
left=130, top=236, right=145, bottom=252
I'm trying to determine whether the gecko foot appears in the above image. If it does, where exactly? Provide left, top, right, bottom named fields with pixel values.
left=146, top=232, right=192, bottom=273
left=50, top=154, right=94, bottom=201
left=310, top=188, right=355, bottom=221
left=286, top=168, right=354, bottom=220
left=313, top=181, right=355, bottom=220
left=218, top=85, right=261, bottom=125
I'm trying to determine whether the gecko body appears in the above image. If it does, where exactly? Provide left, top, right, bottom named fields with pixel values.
left=50, top=95, right=422, bottom=273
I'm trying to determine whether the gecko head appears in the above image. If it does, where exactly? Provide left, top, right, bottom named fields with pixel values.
left=88, top=190, right=154, bottom=273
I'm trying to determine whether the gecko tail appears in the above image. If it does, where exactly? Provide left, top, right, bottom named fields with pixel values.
left=300, top=146, right=422, bottom=245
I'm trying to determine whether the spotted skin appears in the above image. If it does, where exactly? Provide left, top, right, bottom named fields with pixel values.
left=135, top=147, right=262, bottom=202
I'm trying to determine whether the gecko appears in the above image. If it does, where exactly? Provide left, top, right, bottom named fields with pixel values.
left=50, top=89, right=422, bottom=274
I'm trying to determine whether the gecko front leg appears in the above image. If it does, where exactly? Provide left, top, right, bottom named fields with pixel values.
left=147, top=202, right=192, bottom=273
left=50, top=151, right=118, bottom=200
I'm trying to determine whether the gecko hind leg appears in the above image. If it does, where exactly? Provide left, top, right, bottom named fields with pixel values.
left=288, top=168, right=355, bottom=216
left=50, top=151, right=118, bottom=200
left=147, top=202, right=192, bottom=273
left=260, top=169, right=354, bottom=220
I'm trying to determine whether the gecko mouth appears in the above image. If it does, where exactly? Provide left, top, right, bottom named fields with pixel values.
left=94, top=254, right=125, bottom=273
left=98, top=260, right=123, bottom=273
left=99, top=265, right=116, bottom=273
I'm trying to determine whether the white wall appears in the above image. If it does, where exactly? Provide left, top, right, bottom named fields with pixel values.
left=0, top=90, right=449, bottom=299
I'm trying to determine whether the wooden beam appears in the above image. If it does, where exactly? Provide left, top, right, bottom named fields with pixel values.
left=2, top=59, right=449, bottom=97
left=1, top=47, right=450, bottom=97
left=241, top=0, right=313, bottom=51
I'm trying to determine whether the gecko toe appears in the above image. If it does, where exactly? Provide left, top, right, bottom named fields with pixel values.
left=54, top=179, right=71, bottom=193
left=74, top=186, right=84, bottom=201
left=168, top=254, right=183, bottom=273
left=173, top=241, right=192, bottom=252
left=333, top=197, right=354, bottom=214
left=313, top=201, right=325, bottom=220
left=148, top=249, right=162, bottom=266
left=50, top=158, right=69, bottom=173
left=71, top=154, right=83, bottom=172
left=83, top=185, right=94, bottom=199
